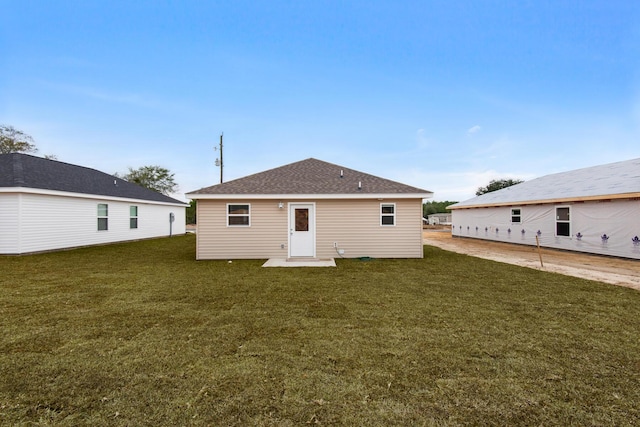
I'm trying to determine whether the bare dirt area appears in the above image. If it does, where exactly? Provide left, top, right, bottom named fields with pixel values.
left=423, top=229, right=640, bottom=291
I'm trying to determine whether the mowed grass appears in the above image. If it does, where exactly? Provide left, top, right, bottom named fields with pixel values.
left=1, top=234, right=639, bottom=426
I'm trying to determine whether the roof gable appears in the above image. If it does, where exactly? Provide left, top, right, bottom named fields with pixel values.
left=186, top=158, right=432, bottom=198
left=451, top=157, right=640, bottom=209
left=0, top=153, right=185, bottom=205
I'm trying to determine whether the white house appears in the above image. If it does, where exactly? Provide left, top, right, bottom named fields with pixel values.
left=449, top=158, right=640, bottom=260
left=186, top=158, right=432, bottom=260
left=0, top=153, right=187, bottom=254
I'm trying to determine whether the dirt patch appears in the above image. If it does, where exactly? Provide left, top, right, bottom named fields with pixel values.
left=423, top=230, right=640, bottom=291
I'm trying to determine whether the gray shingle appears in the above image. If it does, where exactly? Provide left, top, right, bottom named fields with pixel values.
left=0, top=153, right=184, bottom=205
left=450, top=157, right=640, bottom=209
left=187, top=158, right=431, bottom=195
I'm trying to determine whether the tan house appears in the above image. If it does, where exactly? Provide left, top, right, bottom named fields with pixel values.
left=186, top=158, right=433, bottom=260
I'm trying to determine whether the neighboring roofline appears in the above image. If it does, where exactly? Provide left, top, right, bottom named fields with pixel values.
left=186, top=192, right=433, bottom=200
left=449, top=191, right=640, bottom=210
left=1, top=187, right=189, bottom=207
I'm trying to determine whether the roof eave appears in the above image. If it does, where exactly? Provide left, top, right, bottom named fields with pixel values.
left=0, top=187, right=189, bottom=206
left=449, top=191, right=640, bottom=209
left=186, top=192, right=433, bottom=200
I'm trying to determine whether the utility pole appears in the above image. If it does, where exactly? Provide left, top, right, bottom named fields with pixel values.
left=214, top=132, right=224, bottom=183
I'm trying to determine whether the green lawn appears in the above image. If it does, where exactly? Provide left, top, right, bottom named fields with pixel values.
left=1, top=234, right=639, bottom=426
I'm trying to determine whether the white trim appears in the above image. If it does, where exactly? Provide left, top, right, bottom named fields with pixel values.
left=510, top=207, right=522, bottom=224
left=0, top=187, right=188, bottom=207
left=288, top=202, right=316, bottom=258
left=227, top=203, right=251, bottom=227
left=380, top=202, right=396, bottom=226
left=187, top=192, right=432, bottom=200
left=555, top=205, right=571, bottom=237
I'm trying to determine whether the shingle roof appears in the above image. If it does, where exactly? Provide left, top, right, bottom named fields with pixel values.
left=187, top=158, right=432, bottom=197
left=0, top=153, right=185, bottom=205
left=450, top=157, right=640, bottom=209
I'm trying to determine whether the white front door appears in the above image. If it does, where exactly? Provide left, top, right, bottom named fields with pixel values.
left=289, top=203, right=315, bottom=257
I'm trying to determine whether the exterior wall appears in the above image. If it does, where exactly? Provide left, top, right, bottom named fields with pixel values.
left=451, top=199, right=640, bottom=259
left=0, top=194, right=20, bottom=253
left=196, top=198, right=424, bottom=260
left=1, top=192, right=185, bottom=254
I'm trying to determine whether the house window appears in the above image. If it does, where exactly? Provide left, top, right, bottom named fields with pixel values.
left=511, top=208, right=521, bottom=223
left=381, top=203, right=396, bottom=226
left=556, top=206, right=570, bottom=237
left=228, top=204, right=250, bottom=226
left=97, top=203, right=108, bottom=231
left=130, top=206, right=138, bottom=229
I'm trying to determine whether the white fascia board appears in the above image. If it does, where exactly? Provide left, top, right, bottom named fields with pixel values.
left=0, top=187, right=189, bottom=207
left=186, top=192, right=433, bottom=200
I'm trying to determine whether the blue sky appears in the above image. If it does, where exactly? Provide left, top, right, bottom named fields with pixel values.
left=2, top=1, right=639, bottom=201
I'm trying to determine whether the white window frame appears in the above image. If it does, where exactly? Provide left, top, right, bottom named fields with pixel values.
left=380, top=203, right=396, bottom=226
left=555, top=206, right=571, bottom=237
left=97, top=203, right=108, bottom=231
left=227, top=203, right=251, bottom=227
left=130, top=206, right=139, bottom=229
left=511, top=207, right=522, bottom=224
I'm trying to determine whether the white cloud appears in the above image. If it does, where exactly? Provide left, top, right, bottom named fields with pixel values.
left=416, top=128, right=430, bottom=148
left=467, top=125, right=482, bottom=134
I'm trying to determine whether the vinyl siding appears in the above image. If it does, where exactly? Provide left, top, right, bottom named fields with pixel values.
left=195, top=198, right=424, bottom=260
left=315, top=199, right=423, bottom=258
left=196, top=199, right=289, bottom=260
left=1, top=192, right=186, bottom=254
left=0, top=194, right=20, bottom=253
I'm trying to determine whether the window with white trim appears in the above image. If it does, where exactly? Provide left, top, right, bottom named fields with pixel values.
left=556, top=206, right=570, bottom=237
left=97, top=204, right=108, bottom=231
left=511, top=208, right=521, bottom=223
left=130, top=206, right=138, bottom=229
left=380, top=203, right=396, bottom=226
left=228, top=204, right=250, bottom=226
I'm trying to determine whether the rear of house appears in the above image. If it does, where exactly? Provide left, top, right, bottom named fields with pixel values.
left=187, top=158, right=432, bottom=260
left=449, top=158, right=640, bottom=260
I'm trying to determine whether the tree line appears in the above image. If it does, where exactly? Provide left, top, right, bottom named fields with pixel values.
left=4, top=124, right=525, bottom=226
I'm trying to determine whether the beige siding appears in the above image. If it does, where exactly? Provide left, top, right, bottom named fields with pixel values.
left=315, top=199, right=423, bottom=258
left=196, top=199, right=289, bottom=260
left=195, top=198, right=424, bottom=260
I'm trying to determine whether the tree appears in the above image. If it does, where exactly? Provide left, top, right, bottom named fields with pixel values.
left=186, top=200, right=196, bottom=224
left=475, top=179, right=524, bottom=196
left=118, top=165, right=178, bottom=195
left=423, top=200, right=458, bottom=217
left=0, top=125, right=38, bottom=154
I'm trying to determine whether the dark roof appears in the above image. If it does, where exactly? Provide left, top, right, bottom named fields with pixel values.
left=187, top=158, right=432, bottom=196
left=0, top=153, right=185, bottom=205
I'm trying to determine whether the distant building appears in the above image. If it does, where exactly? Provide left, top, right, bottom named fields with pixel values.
left=1, top=153, right=187, bottom=254
left=426, top=213, right=452, bottom=225
left=449, top=158, right=640, bottom=259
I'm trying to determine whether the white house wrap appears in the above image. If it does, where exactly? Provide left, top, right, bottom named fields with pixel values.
left=449, top=158, right=640, bottom=260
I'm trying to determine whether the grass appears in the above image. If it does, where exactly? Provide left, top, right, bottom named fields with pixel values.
left=1, top=234, right=639, bottom=426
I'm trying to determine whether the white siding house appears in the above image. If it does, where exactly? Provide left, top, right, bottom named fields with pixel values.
left=187, top=158, right=432, bottom=260
left=449, top=158, right=640, bottom=260
left=1, top=154, right=187, bottom=254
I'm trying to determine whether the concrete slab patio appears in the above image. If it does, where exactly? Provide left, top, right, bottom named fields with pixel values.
left=263, top=258, right=337, bottom=267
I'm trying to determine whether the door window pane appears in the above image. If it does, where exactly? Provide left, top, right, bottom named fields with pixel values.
left=295, top=208, right=309, bottom=231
